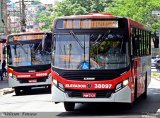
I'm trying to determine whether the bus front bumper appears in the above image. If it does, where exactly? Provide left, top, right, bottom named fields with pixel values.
left=8, top=76, right=51, bottom=88
left=51, top=85, right=131, bottom=103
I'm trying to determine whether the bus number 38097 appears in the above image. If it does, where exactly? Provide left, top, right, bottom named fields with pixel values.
left=94, top=84, right=112, bottom=89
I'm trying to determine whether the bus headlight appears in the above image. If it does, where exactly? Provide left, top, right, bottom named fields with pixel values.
left=122, top=79, right=129, bottom=86
left=52, top=79, right=64, bottom=91
left=12, top=75, right=17, bottom=80
left=58, top=82, right=64, bottom=91
left=9, top=73, right=13, bottom=77
left=48, top=73, right=52, bottom=79
left=116, top=78, right=129, bottom=92
left=53, top=79, right=57, bottom=85
left=8, top=73, right=17, bottom=80
left=116, top=83, right=122, bottom=91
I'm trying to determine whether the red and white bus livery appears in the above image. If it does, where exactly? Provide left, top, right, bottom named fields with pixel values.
left=7, top=32, right=52, bottom=95
left=51, top=13, right=151, bottom=111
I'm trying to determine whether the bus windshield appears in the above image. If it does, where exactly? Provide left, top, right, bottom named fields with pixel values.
left=53, top=32, right=129, bottom=70
left=7, top=35, right=51, bottom=66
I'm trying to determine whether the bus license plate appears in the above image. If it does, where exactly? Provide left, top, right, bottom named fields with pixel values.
left=82, top=93, right=96, bottom=98
left=28, top=79, right=37, bottom=83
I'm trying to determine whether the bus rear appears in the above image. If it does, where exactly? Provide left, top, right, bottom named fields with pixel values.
left=7, top=32, right=52, bottom=95
left=51, top=13, right=151, bottom=111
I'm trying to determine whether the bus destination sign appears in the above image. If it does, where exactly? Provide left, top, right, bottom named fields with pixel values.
left=13, top=34, right=44, bottom=41
left=56, top=20, right=118, bottom=29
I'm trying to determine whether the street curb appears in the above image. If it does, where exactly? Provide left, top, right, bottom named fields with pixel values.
left=0, top=88, right=14, bottom=96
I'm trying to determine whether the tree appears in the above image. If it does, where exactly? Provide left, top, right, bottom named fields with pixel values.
left=35, top=10, right=54, bottom=31
left=107, top=0, right=160, bottom=32
left=53, top=0, right=112, bottom=17
left=36, top=0, right=113, bottom=31
left=34, top=1, right=54, bottom=31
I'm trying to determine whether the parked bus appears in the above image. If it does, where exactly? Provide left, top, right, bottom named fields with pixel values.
left=51, top=13, right=151, bottom=111
left=7, top=32, right=52, bottom=95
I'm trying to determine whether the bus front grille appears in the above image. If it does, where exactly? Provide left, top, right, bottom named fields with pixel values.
left=65, top=90, right=114, bottom=98
left=18, top=77, right=47, bottom=83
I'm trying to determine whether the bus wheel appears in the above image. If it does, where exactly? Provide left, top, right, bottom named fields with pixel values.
left=14, top=87, right=21, bottom=95
left=64, top=102, right=75, bottom=111
left=125, top=103, right=133, bottom=109
left=142, top=73, right=147, bottom=99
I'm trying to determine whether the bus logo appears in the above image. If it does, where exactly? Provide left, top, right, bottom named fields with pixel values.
left=84, top=77, right=95, bottom=80
left=28, top=70, right=36, bottom=72
left=87, top=84, right=92, bottom=88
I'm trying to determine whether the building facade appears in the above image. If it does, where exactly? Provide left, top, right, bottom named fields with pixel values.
left=0, top=0, right=7, bottom=65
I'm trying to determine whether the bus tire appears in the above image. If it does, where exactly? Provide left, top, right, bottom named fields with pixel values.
left=142, top=73, right=147, bottom=99
left=125, top=103, right=133, bottom=109
left=64, top=102, right=75, bottom=111
left=14, top=87, right=21, bottom=95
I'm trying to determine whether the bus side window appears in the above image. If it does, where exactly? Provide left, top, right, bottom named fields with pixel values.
left=7, top=45, right=12, bottom=65
left=132, top=29, right=139, bottom=57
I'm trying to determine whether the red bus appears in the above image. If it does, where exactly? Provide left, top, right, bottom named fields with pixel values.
left=6, top=32, right=52, bottom=95
left=51, top=13, right=151, bottom=111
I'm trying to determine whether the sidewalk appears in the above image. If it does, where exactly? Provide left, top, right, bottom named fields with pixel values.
left=0, top=77, right=14, bottom=95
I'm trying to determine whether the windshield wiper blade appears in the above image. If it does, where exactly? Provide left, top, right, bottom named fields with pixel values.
left=93, top=30, right=111, bottom=45
left=70, top=30, right=84, bottom=49
left=17, top=42, right=28, bottom=54
left=33, top=34, right=47, bottom=54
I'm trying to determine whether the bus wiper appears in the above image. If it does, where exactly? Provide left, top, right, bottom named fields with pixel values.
left=34, top=34, right=47, bottom=54
left=70, top=30, right=84, bottom=49
left=93, top=30, right=111, bottom=45
left=17, top=42, right=28, bottom=54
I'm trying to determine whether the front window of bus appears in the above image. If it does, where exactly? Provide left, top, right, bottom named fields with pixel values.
left=53, top=32, right=129, bottom=70
left=7, top=35, right=51, bottom=66
left=53, top=34, right=89, bottom=69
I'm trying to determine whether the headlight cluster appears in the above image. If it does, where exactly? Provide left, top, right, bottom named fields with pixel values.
left=48, top=73, right=52, bottom=80
left=52, top=79, right=64, bottom=91
left=8, top=73, right=17, bottom=80
left=115, top=78, right=129, bottom=92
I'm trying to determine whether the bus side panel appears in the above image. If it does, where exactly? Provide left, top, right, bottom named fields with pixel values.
left=130, top=57, right=140, bottom=102
left=137, top=56, right=151, bottom=97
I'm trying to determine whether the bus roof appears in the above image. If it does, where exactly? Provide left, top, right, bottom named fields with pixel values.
left=128, top=18, right=151, bottom=31
left=8, top=31, right=51, bottom=37
left=55, top=13, right=150, bottom=31
left=56, top=13, right=118, bottom=19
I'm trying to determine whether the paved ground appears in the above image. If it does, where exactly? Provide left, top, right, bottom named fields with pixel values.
left=0, top=77, right=8, bottom=89
left=0, top=77, right=14, bottom=95
left=0, top=77, right=160, bottom=118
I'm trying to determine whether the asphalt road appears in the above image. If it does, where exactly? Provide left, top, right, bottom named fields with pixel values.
left=0, top=77, right=160, bottom=118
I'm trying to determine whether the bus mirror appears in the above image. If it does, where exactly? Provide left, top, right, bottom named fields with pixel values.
left=42, top=34, right=46, bottom=50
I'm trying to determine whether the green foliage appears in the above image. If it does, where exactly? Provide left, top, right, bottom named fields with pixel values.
left=108, top=0, right=160, bottom=31
left=35, top=5, right=55, bottom=31
left=35, top=0, right=160, bottom=32
left=36, top=0, right=112, bottom=31
left=53, top=0, right=110, bottom=17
